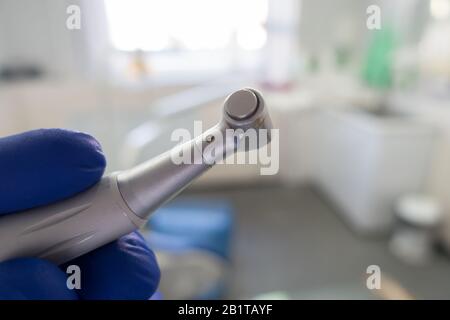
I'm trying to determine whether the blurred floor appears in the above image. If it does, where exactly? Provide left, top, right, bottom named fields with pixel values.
left=187, top=185, right=450, bottom=299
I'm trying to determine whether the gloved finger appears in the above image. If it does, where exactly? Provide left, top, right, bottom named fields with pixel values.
left=0, top=258, right=78, bottom=300
left=62, top=231, right=160, bottom=300
left=0, top=128, right=106, bottom=215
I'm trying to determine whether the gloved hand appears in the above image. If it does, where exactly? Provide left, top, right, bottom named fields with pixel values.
left=0, top=129, right=160, bottom=300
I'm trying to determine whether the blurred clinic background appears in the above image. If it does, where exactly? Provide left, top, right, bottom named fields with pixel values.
left=2, top=0, right=450, bottom=299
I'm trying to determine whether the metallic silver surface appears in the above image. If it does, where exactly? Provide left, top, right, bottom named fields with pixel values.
left=117, top=142, right=210, bottom=219
left=222, top=88, right=273, bottom=135
left=224, top=89, right=258, bottom=120
left=118, top=88, right=273, bottom=218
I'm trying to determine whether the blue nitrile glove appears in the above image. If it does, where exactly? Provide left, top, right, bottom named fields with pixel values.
left=0, top=129, right=160, bottom=300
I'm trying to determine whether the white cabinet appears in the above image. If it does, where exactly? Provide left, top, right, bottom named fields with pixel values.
left=314, top=109, right=435, bottom=234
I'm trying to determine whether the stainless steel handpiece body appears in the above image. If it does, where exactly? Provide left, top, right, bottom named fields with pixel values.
left=0, top=88, right=272, bottom=264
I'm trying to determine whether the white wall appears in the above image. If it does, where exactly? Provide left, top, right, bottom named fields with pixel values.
left=0, top=0, right=109, bottom=79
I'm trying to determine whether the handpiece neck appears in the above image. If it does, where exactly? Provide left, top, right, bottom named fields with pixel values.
left=116, top=123, right=233, bottom=220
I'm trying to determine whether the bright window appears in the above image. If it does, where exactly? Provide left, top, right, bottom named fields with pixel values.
left=104, top=0, right=268, bottom=52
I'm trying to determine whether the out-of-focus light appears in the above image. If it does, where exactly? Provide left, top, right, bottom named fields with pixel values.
left=104, top=0, right=170, bottom=51
left=104, top=0, right=268, bottom=52
left=237, top=25, right=267, bottom=50
left=430, top=0, right=450, bottom=20
left=169, top=0, right=233, bottom=50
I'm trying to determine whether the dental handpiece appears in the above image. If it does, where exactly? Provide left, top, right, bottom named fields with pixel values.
left=0, top=88, right=272, bottom=265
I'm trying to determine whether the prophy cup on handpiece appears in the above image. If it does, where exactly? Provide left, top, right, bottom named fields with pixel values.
left=0, top=88, right=273, bottom=264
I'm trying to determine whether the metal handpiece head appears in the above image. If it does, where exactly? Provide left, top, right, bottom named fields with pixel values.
left=219, top=88, right=273, bottom=151
left=223, top=88, right=272, bottom=133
